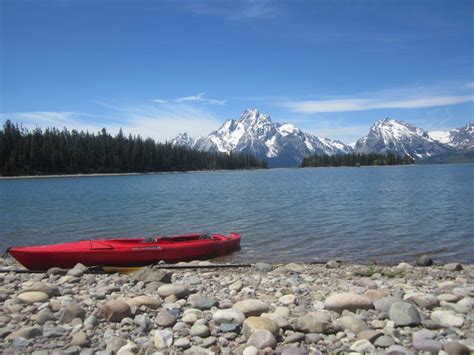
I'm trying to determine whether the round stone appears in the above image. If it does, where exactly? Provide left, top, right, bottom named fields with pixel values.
left=98, top=300, right=132, bottom=322
left=413, top=338, right=442, bottom=353
left=154, top=329, right=173, bottom=349
left=443, top=341, right=471, bottom=355
left=242, top=316, right=279, bottom=338
left=431, top=310, right=464, bottom=327
left=18, top=291, right=49, bottom=304
left=155, top=309, right=177, bottom=327
left=190, top=324, right=210, bottom=337
left=212, top=309, right=246, bottom=325
left=324, top=292, right=373, bottom=313
left=157, top=284, right=189, bottom=299
left=416, top=255, right=433, bottom=266
left=247, top=329, right=277, bottom=349
left=233, top=299, right=270, bottom=317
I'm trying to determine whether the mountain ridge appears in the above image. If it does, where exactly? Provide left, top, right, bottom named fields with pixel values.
left=171, top=109, right=473, bottom=167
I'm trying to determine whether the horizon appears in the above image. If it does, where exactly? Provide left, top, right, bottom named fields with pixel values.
left=1, top=0, right=473, bottom=143
left=2, top=108, right=473, bottom=146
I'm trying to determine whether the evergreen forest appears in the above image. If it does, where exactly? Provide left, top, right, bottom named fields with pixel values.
left=0, top=120, right=267, bottom=176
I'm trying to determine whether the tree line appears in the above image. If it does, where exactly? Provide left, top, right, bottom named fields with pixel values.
left=0, top=120, right=267, bottom=176
left=301, top=152, right=415, bottom=168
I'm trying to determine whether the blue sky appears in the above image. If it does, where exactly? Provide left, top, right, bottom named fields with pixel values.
left=1, top=0, right=473, bottom=143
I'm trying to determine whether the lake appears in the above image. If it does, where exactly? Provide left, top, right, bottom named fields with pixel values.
left=1, top=164, right=473, bottom=264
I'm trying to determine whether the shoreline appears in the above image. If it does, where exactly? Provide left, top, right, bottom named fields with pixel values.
left=0, top=258, right=472, bottom=354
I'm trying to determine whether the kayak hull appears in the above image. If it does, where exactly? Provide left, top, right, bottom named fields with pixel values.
left=8, top=233, right=241, bottom=270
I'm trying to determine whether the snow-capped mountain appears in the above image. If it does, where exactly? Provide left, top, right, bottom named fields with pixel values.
left=172, top=109, right=353, bottom=167
left=429, top=121, right=474, bottom=150
left=170, top=132, right=194, bottom=147
left=355, top=118, right=452, bottom=159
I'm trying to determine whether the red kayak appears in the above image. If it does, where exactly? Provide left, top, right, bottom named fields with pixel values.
left=8, top=233, right=241, bottom=270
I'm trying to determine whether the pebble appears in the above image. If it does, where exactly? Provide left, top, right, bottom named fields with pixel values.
left=413, top=338, right=442, bottom=353
left=98, top=299, right=132, bottom=322
left=157, top=284, right=189, bottom=299
left=213, top=308, right=246, bottom=325
left=431, top=310, right=465, bottom=327
left=233, top=299, right=270, bottom=316
left=443, top=341, right=471, bottom=355
left=350, top=339, right=375, bottom=353
left=154, top=329, right=173, bottom=349
left=242, top=316, right=279, bottom=338
left=247, top=329, right=277, bottom=349
left=18, top=291, right=49, bottom=304
left=190, top=324, right=210, bottom=337
left=416, top=255, right=433, bottom=266
left=155, top=309, right=177, bottom=327
left=324, top=292, right=373, bottom=313
left=59, top=303, right=86, bottom=323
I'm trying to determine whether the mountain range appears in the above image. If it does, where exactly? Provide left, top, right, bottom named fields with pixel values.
left=171, top=109, right=473, bottom=167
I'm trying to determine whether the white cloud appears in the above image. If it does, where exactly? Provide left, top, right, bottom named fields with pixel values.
left=153, top=98, right=167, bottom=103
left=2, top=103, right=222, bottom=143
left=287, top=94, right=474, bottom=113
left=175, top=93, right=225, bottom=105
left=465, top=83, right=474, bottom=88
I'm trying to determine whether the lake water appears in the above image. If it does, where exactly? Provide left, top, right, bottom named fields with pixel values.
left=1, top=164, right=473, bottom=264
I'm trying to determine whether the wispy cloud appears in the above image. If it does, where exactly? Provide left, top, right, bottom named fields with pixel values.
left=465, top=83, right=474, bottom=88
left=2, top=102, right=222, bottom=143
left=286, top=94, right=474, bottom=113
left=152, top=93, right=225, bottom=105
left=174, top=93, right=225, bottom=105
left=184, top=0, right=278, bottom=21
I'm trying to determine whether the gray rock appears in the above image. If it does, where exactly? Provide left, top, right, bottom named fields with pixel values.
left=98, top=299, right=132, bottom=322
left=416, top=255, right=433, bottom=266
left=431, top=310, right=464, bottom=327
left=386, top=344, right=414, bottom=355
left=284, top=332, right=305, bottom=343
left=304, top=333, right=324, bottom=343
left=294, top=314, right=335, bottom=334
left=157, top=284, right=189, bottom=299
left=83, top=315, right=98, bottom=328
left=67, top=263, right=88, bottom=277
left=47, top=267, right=66, bottom=275
left=247, top=329, right=277, bottom=349
left=374, top=296, right=403, bottom=312
left=413, top=338, right=442, bottom=353
left=0, top=327, right=12, bottom=339
left=212, top=309, right=246, bottom=325
left=443, top=341, right=471, bottom=355
left=219, top=323, right=239, bottom=332
left=7, top=327, right=42, bottom=340
left=324, top=292, right=373, bottom=313
left=155, top=309, right=177, bottom=327
left=70, top=331, right=90, bottom=347
left=63, top=346, right=82, bottom=355
left=134, top=314, right=151, bottom=329
left=11, top=336, right=31, bottom=349
left=444, top=263, right=463, bottom=271
left=255, top=263, right=273, bottom=272
left=350, top=339, right=375, bottom=353
left=130, top=267, right=172, bottom=283
left=233, top=299, right=269, bottom=317
left=242, top=316, right=279, bottom=338
left=174, top=338, right=191, bottom=349
left=154, top=329, right=173, bottom=349
left=60, top=303, right=86, bottom=323
left=281, top=347, right=309, bottom=355
left=36, top=309, right=55, bottom=324
left=190, top=324, right=210, bottom=337
left=188, top=294, right=218, bottom=310
left=412, top=328, right=437, bottom=339
left=336, top=314, right=367, bottom=334
left=411, top=294, right=439, bottom=310
left=374, top=335, right=395, bottom=347
left=184, top=346, right=214, bottom=354
left=389, top=302, right=421, bottom=326
left=325, top=260, right=341, bottom=269
left=105, top=336, right=127, bottom=353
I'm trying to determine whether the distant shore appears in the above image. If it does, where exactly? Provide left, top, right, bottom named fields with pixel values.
left=0, top=172, right=144, bottom=180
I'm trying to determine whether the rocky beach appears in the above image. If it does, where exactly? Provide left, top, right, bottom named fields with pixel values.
left=0, top=257, right=472, bottom=355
